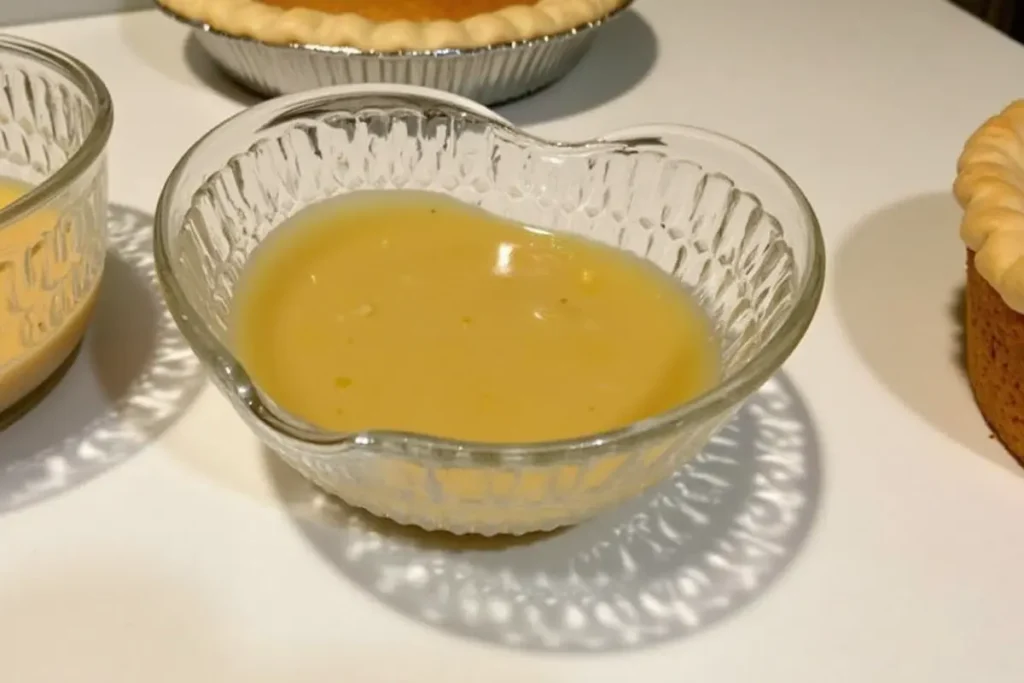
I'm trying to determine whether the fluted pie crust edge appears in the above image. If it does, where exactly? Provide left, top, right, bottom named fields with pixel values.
left=156, top=0, right=629, bottom=51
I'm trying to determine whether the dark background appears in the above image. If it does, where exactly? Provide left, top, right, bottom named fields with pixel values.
left=953, top=0, right=1024, bottom=40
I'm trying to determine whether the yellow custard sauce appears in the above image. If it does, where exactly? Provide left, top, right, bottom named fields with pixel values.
left=0, top=180, right=101, bottom=414
left=231, top=190, right=720, bottom=443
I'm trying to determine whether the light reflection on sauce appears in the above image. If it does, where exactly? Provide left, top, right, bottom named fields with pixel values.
left=493, top=242, right=515, bottom=276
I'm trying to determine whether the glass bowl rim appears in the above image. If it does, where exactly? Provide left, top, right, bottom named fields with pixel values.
left=0, top=34, right=114, bottom=234
left=154, top=84, right=825, bottom=460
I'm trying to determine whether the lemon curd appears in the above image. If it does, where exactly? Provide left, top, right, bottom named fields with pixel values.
left=230, top=190, right=720, bottom=444
left=0, top=180, right=101, bottom=414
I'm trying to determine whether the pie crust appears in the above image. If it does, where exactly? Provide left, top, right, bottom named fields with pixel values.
left=955, top=99, right=1024, bottom=314
left=157, top=0, right=629, bottom=51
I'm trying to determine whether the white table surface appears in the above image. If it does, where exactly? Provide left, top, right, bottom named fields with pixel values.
left=3, top=1, right=1024, bottom=681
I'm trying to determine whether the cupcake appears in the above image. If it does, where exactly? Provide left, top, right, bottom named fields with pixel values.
left=955, top=100, right=1024, bottom=464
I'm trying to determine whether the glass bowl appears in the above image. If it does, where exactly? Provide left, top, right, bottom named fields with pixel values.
left=0, top=36, right=113, bottom=421
left=155, top=84, right=824, bottom=535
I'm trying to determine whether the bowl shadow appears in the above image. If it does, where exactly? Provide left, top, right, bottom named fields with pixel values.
left=833, top=192, right=1022, bottom=475
left=496, top=9, right=658, bottom=125
left=264, top=371, right=821, bottom=653
left=0, top=205, right=207, bottom=514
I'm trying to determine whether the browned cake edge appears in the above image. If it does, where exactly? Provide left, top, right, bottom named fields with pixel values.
left=966, top=248, right=1024, bottom=464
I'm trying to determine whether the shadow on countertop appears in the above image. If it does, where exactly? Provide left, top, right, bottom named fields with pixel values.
left=182, top=34, right=264, bottom=106
left=263, top=371, right=822, bottom=654
left=833, top=192, right=1022, bottom=476
left=495, top=9, right=658, bottom=126
left=117, top=10, right=261, bottom=106
left=0, top=205, right=207, bottom=515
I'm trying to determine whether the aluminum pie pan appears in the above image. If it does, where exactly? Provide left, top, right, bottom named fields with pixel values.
left=156, top=2, right=633, bottom=105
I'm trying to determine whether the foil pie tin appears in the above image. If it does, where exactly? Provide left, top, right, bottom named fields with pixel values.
left=157, top=1, right=633, bottom=105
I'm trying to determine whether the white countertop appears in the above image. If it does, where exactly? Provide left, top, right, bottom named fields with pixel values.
left=3, top=1, right=1024, bottom=681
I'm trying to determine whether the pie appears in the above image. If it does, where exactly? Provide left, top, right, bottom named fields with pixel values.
left=955, top=99, right=1024, bottom=465
left=157, top=0, right=629, bottom=51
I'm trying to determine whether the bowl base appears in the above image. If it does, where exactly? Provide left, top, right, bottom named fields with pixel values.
left=0, top=341, right=82, bottom=431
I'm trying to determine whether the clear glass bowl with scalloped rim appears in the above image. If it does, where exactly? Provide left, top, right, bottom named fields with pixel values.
left=0, top=36, right=112, bottom=425
left=155, top=84, right=823, bottom=535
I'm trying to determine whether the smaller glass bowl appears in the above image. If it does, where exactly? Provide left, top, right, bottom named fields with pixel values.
left=0, top=36, right=113, bottom=420
left=155, top=84, right=824, bottom=535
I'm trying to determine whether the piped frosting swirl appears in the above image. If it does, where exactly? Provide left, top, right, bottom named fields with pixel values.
left=955, top=100, right=1024, bottom=313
